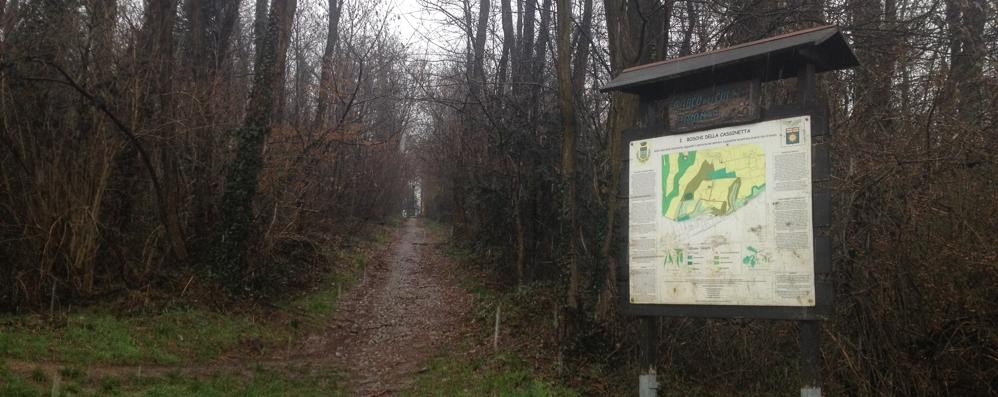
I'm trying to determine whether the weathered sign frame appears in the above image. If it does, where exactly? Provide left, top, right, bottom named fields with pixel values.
left=601, top=25, right=859, bottom=397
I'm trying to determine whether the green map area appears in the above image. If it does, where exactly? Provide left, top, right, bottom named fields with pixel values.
left=661, top=144, right=766, bottom=222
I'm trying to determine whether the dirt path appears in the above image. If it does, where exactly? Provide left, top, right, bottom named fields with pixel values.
left=5, top=219, right=472, bottom=396
left=294, top=218, right=472, bottom=395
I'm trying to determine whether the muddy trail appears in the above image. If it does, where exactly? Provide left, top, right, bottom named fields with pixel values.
left=293, top=218, right=472, bottom=395
left=6, top=219, right=472, bottom=396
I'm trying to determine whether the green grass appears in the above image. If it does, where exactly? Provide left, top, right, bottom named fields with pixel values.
left=0, top=225, right=393, bottom=368
left=0, top=223, right=395, bottom=395
left=287, top=224, right=390, bottom=319
left=1, top=362, right=43, bottom=397
left=0, top=363, right=345, bottom=397
left=421, top=218, right=450, bottom=238
left=290, top=248, right=369, bottom=319
left=0, top=303, right=352, bottom=395
left=405, top=348, right=577, bottom=397
left=114, top=369, right=344, bottom=397
left=0, top=308, right=294, bottom=366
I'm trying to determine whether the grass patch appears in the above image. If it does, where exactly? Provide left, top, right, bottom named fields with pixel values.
left=421, top=218, right=450, bottom=239
left=110, top=368, right=345, bottom=397
left=405, top=348, right=577, bottom=397
left=0, top=363, right=344, bottom=397
left=0, top=222, right=393, bottom=396
left=1, top=362, right=45, bottom=396
left=1, top=224, right=394, bottom=368
left=0, top=308, right=293, bottom=366
left=289, top=248, right=368, bottom=319
left=287, top=223, right=390, bottom=319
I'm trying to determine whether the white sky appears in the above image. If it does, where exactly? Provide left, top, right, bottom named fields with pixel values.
left=386, top=0, right=472, bottom=61
left=388, top=0, right=458, bottom=61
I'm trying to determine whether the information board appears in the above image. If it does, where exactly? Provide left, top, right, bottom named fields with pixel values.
left=627, top=116, right=814, bottom=307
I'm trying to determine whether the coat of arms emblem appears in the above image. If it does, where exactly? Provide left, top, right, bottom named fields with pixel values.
left=637, top=142, right=650, bottom=163
left=785, top=127, right=801, bottom=145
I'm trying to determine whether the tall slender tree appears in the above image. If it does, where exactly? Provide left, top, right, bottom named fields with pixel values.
left=555, top=0, right=579, bottom=309
left=215, top=0, right=297, bottom=286
left=314, top=0, right=344, bottom=132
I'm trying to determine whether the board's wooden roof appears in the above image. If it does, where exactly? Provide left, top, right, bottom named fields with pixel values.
left=602, top=25, right=859, bottom=94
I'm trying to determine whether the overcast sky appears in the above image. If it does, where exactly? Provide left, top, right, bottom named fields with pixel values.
left=390, top=0, right=446, bottom=60
left=387, top=0, right=476, bottom=63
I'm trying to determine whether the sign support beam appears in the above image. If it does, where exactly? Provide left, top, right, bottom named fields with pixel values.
left=799, top=320, right=822, bottom=397
left=638, top=316, right=659, bottom=397
left=797, top=60, right=823, bottom=397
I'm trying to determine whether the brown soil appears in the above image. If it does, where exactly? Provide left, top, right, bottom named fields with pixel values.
left=6, top=218, right=472, bottom=396
left=288, top=217, right=472, bottom=395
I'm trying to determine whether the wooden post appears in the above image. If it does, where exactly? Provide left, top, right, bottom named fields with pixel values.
left=798, top=61, right=817, bottom=106
left=797, top=60, right=822, bottom=397
left=799, top=320, right=822, bottom=396
left=639, top=316, right=658, bottom=396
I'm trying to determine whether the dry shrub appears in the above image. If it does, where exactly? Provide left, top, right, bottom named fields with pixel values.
left=823, top=112, right=997, bottom=395
left=1, top=62, right=127, bottom=308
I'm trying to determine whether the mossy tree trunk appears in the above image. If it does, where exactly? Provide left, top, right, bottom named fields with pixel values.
left=214, top=0, right=297, bottom=287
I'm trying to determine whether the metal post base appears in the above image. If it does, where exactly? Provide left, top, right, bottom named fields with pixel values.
left=639, top=373, right=658, bottom=397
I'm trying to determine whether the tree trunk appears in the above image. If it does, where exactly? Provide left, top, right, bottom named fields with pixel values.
left=555, top=0, right=579, bottom=309
left=137, top=0, right=188, bottom=264
left=727, top=0, right=779, bottom=44
left=596, top=0, right=653, bottom=319
left=215, top=0, right=297, bottom=286
left=514, top=0, right=536, bottom=92
left=530, top=0, right=552, bottom=120
left=679, top=0, right=695, bottom=56
left=571, top=0, right=592, bottom=90
left=471, top=0, right=489, bottom=100
left=498, top=0, right=515, bottom=92
left=0, top=0, right=17, bottom=56
left=314, top=0, right=343, bottom=132
left=254, top=0, right=269, bottom=66
left=270, top=0, right=295, bottom=122
left=509, top=0, right=535, bottom=283
left=849, top=0, right=897, bottom=141
left=184, top=0, right=241, bottom=244
left=656, top=0, right=674, bottom=61
left=946, top=0, right=988, bottom=125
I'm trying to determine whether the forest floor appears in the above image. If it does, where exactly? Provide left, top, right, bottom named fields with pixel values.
left=1, top=219, right=576, bottom=396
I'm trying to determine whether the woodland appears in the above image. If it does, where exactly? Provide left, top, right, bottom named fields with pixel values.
left=0, top=0, right=995, bottom=395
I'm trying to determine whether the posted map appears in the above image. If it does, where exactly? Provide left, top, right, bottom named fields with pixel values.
left=660, top=145, right=766, bottom=222
left=628, top=116, right=815, bottom=307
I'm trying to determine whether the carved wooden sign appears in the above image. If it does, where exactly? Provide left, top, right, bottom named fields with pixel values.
left=667, top=80, right=760, bottom=132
